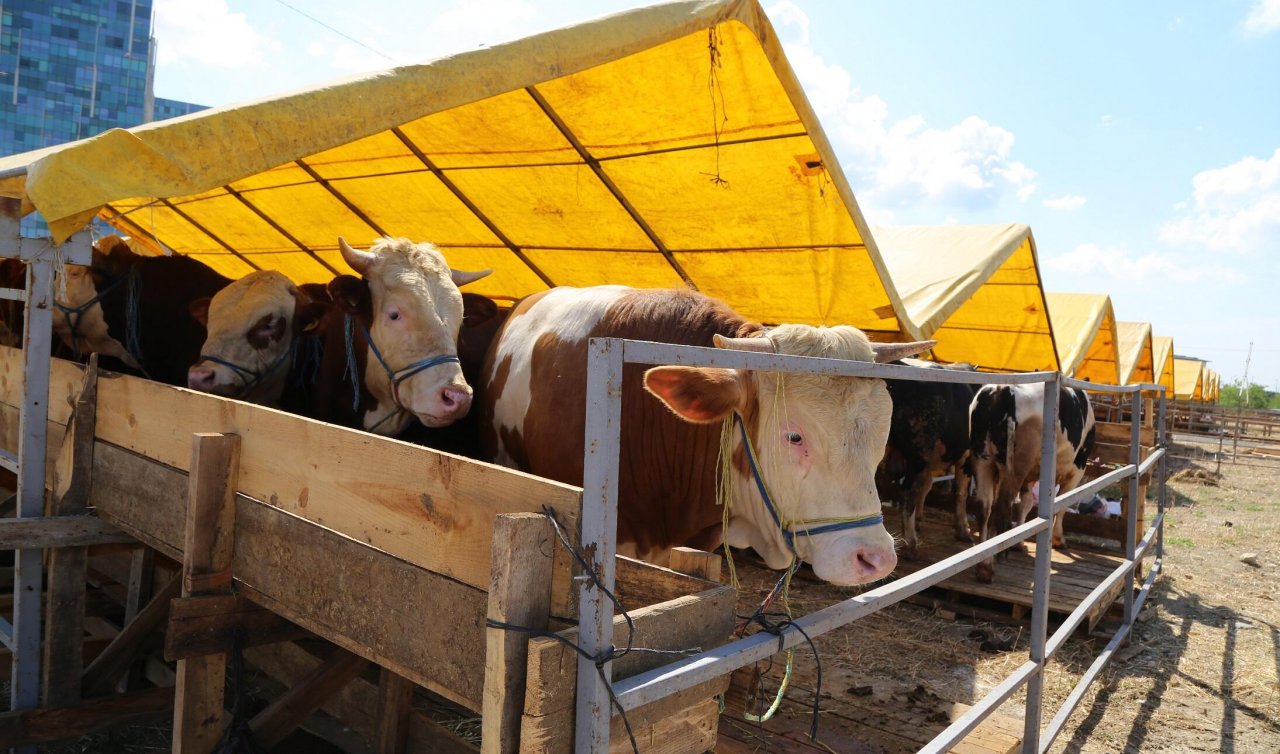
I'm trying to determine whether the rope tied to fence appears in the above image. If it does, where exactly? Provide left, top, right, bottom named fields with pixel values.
left=213, top=626, right=266, bottom=754
left=484, top=506, right=704, bottom=754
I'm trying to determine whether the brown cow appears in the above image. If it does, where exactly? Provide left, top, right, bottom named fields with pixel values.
left=479, top=285, right=934, bottom=586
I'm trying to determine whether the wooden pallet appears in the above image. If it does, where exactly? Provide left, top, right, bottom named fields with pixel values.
left=887, top=506, right=1129, bottom=632
left=719, top=665, right=1020, bottom=753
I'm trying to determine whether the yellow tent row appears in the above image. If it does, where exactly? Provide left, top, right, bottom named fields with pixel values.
left=1174, top=357, right=1206, bottom=401
left=1044, top=293, right=1119, bottom=385
left=0, top=0, right=908, bottom=337
left=1152, top=336, right=1176, bottom=394
left=1116, top=321, right=1155, bottom=386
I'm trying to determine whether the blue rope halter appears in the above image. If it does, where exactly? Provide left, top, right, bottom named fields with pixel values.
left=732, top=411, right=884, bottom=560
left=342, top=315, right=459, bottom=430
left=197, top=338, right=296, bottom=399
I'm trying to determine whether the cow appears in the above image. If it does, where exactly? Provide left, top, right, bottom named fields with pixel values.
left=968, top=382, right=1096, bottom=582
left=478, top=285, right=935, bottom=587
left=878, top=360, right=978, bottom=560
left=53, top=235, right=231, bottom=385
left=0, top=259, right=26, bottom=347
left=186, top=237, right=492, bottom=437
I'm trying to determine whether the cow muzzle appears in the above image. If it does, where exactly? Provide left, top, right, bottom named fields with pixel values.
left=413, top=384, right=473, bottom=427
left=807, top=531, right=897, bottom=586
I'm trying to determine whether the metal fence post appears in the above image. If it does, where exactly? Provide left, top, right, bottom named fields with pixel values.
left=1156, top=392, right=1167, bottom=563
left=1123, top=390, right=1142, bottom=626
left=1022, top=374, right=1058, bottom=753
left=576, top=338, right=625, bottom=753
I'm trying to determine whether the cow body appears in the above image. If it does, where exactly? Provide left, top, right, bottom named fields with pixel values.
left=480, top=285, right=935, bottom=586
left=968, top=383, right=1096, bottom=582
left=54, top=236, right=231, bottom=386
left=879, top=360, right=978, bottom=559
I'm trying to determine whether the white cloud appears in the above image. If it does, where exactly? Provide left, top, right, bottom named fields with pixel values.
left=767, top=1, right=1036, bottom=212
left=153, top=0, right=280, bottom=68
left=1100, top=114, right=1114, bottom=126
left=1046, top=243, right=1245, bottom=285
left=1043, top=194, right=1087, bottom=210
left=1159, top=148, right=1280, bottom=253
left=306, top=40, right=391, bottom=74
left=1243, top=0, right=1280, bottom=35
left=428, top=0, right=537, bottom=48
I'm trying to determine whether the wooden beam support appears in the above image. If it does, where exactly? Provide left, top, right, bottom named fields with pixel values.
left=248, top=648, right=368, bottom=750
left=164, top=593, right=310, bottom=662
left=0, top=515, right=133, bottom=549
left=81, top=573, right=181, bottom=697
left=42, top=358, right=98, bottom=707
left=118, top=545, right=156, bottom=693
left=482, top=513, right=554, bottom=754
left=173, top=432, right=242, bottom=754
left=0, top=685, right=174, bottom=748
left=376, top=667, right=414, bottom=754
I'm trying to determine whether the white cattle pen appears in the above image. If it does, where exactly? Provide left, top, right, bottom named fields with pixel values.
left=577, top=337, right=1169, bottom=753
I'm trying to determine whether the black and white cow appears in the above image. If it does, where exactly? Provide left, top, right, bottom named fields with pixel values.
left=878, top=360, right=978, bottom=559
left=968, top=382, right=1095, bottom=582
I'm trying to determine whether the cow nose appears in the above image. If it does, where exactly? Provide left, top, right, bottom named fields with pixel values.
left=188, top=365, right=217, bottom=391
left=850, top=544, right=896, bottom=582
left=438, top=386, right=473, bottom=417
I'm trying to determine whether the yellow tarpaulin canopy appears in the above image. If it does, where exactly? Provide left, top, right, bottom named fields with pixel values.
left=1045, top=292, right=1119, bottom=384
left=872, top=224, right=1058, bottom=372
left=1116, top=321, right=1155, bottom=386
left=1152, top=335, right=1175, bottom=394
left=0, top=0, right=907, bottom=335
left=1207, top=370, right=1220, bottom=402
left=1174, top=357, right=1204, bottom=401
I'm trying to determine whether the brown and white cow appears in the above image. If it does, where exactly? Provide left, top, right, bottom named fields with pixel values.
left=187, top=237, right=491, bottom=435
left=968, top=382, right=1096, bottom=582
left=53, top=236, right=231, bottom=385
left=479, top=286, right=934, bottom=586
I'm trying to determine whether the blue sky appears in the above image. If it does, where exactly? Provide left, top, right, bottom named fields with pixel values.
left=151, top=0, right=1280, bottom=388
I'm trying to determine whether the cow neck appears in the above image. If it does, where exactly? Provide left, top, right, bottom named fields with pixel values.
left=730, top=411, right=884, bottom=562
left=54, top=267, right=134, bottom=362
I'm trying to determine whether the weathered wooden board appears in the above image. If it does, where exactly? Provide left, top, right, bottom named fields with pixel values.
left=0, top=347, right=583, bottom=607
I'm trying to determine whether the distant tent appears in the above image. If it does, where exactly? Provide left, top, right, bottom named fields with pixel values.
left=1045, top=293, right=1120, bottom=384
left=1174, top=357, right=1205, bottom=400
left=872, top=223, right=1058, bottom=372
left=1116, top=321, right=1155, bottom=386
left=1152, top=336, right=1175, bottom=394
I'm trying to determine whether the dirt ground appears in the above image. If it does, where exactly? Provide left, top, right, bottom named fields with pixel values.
left=728, top=439, right=1279, bottom=753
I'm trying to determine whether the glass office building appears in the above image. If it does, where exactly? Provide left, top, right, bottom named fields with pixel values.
left=0, top=0, right=205, bottom=233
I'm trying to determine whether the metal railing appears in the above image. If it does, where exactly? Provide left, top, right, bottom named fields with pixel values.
left=575, top=337, right=1168, bottom=753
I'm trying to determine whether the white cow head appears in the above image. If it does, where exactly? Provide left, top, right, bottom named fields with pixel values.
left=644, top=327, right=934, bottom=586
left=337, top=237, right=490, bottom=433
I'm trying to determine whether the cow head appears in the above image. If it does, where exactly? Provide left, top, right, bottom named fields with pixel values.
left=52, top=236, right=143, bottom=370
left=337, top=237, right=490, bottom=432
left=187, top=270, right=330, bottom=403
left=644, top=327, right=934, bottom=586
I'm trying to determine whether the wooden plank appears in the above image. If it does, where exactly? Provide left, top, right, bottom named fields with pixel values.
left=523, top=584, right=736, bottom=719
left=0, top=516, right=133, bottom=549
left=376, top=667, right=414, bottom=754
left=615, top=555, right=719, bottom=608
left=173, top=432, right=241, bottom=754
left=81, top=573, right=181, bottom=697
left=164, top=593, right=311, bottom=661
left=1094, top=421, right=1154, bottom=447
left=249, top=647, right=368, bottom=750
left=88, top=439, right=490, bottom=711
left=0, top=347, right=583, bottom=605
left=119, top=545, right=156, bottom=693
left=243, top=641, right=478, bottom=754
left=482, top=514, right=553, bottom=754
left=41, top=359, right=98, bottom=708
left=669, top=547, right=722, bottom=583
left=0, top=685, right=174, bottom=748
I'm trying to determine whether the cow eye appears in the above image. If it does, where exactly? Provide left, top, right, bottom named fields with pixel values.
left=388, top=310, right=401, bottom=321
left=784, top=431, right=803, bottom=445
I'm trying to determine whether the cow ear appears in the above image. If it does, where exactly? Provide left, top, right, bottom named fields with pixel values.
left=189, top=297, right=211, bottom=328
left=327, top=275, right=368, bottom=315
left=644, top=366, right=744, bottom=424
left=293, top=291, right=333, bottom=334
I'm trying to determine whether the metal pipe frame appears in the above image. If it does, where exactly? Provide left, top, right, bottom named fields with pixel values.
left=577, top=338, right=1171, bottom=753
left=1, top=222, right=92, bottom=754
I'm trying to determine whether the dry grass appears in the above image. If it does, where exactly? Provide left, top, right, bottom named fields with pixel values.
left=730, top=441, right=1280, bottom=753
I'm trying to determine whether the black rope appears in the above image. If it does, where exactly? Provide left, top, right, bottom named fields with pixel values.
left=213, top=627, right=265, bottom=754
left=484, top=507, right=702, bottom=754
left=738, top=609, right=825, bottom=743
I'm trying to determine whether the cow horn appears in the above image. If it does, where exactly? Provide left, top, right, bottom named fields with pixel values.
left=451, top=268, right=492, bottom=287
left=712, top=334, right=775, bottom=353
left=871, top=340, right=937, bottom=363
left=338, top=237, right=376, bottom=274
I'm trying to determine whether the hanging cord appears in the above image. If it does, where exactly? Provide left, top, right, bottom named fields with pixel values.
left=484, top=507, right=704, bottom=754
left=342, top=314, right=362, bottom=414
left=123, top=265, right=146, bottom=374
left=213, top=627, right=266, bottom=754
